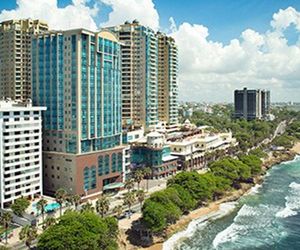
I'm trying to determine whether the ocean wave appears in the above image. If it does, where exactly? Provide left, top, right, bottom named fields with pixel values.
left=276, top=182, right=300, bottom=218
left=248, top=184, right=262, bottom=195
left=163, top=202, right=238, bottom=250
left=281, top=155, right=300, bottom=165
left=212, top=203, right=281, bottom=249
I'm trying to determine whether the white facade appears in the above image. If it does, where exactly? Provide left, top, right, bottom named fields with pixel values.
left=0, top=100, right=46, bottom=208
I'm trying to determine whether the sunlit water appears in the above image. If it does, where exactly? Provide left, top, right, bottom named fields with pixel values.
left=164, top=156, right=300, bottom=250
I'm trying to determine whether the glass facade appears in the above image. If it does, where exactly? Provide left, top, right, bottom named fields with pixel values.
left=32, top=30, right=122, bottom=155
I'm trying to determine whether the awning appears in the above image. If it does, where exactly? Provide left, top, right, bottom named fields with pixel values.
left=103, top=182, right=125, bottom=191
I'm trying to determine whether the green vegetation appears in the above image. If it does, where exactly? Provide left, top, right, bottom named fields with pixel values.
left=19, top=225, right=37, bottom=249
left=10, top=197, right=30, bottom=217
left=273, top=134, right=295, bottom=149
left=37, top=210, right=118, bottom=250
left=0, top=212, right=12, bottom=245
left=142, top=154, right=263, bottom=233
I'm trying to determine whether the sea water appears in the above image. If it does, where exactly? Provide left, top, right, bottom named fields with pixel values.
left=164, top=155, right=300, bottom=250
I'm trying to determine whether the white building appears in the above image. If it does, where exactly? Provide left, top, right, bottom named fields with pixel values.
left=0, top=100, right=46, bottom=208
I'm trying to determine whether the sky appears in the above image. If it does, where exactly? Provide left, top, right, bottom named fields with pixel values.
left=1, top=0, right=300, bottom=102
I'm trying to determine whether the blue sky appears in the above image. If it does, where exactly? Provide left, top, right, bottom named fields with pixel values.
left=1, top=0, right=300, bottom=44
left=1, top=0, right=300, bottom=101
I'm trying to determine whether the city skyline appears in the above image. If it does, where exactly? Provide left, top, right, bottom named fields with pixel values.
left=0, top=0, right=300, bottom=102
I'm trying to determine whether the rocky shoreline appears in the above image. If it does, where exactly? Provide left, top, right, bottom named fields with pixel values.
left=119, top=143, right=300, bottom=250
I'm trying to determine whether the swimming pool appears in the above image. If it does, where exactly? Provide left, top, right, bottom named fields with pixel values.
left=32, top=202, right=60, bottom=214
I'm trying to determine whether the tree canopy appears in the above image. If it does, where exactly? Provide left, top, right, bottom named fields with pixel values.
left=37, top=211, right=118, bottom=250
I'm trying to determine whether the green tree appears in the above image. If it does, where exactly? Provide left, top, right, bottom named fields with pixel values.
left=96, top=196, right=110, bottom=218
left=19, top=225, right=37, bottom=249
left=36, top=198, right=48, bottom=225
left=136, top=190, right=145, bottom=210
left=123, top=192, right=135, bottom=218
left=71, top=194, right=81, bottom=210
left=10, top=197, right=30, bottom=217
left=37, top=211, right=118, bottom=250
left=1, top=212, right=12, bottom=245
left=43, top=216, right=56, bottom=230
left=124, top=179, right=135, bottom=192
left=142, top=200, right=167, bottom=233
left=133, top=170, right=144, bottom=190
left=81, top=202, right=94, bottom=212
left=55, top=188, right=67, bottom=217
left=143, top=167, right=152, bottom=192
left=112, top=205, right=123, bottom=219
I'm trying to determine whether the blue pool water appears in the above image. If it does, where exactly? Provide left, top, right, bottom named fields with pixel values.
left=32, top=202, right=60, bottom=214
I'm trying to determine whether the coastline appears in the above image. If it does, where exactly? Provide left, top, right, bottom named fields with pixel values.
left=141, top=144, right=300, bottom=250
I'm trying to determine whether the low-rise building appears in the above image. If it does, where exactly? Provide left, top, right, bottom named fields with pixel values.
left=131, top=131, right=178, bottom=179
left=0, top=99, right=46, bottom=208
left=167, top=129, right=236, bottom=170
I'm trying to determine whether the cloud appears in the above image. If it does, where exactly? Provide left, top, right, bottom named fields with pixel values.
left=271, top=6, right=300, bottom=32
left=1, top=1, right=300, bottom=101
left=169, top=17, right=177, bottom=33
left=100, top=0, right=159, bottom=30
left=0, top=0, right=99, bottom=30
left=169, top=7, right=300, bottom=102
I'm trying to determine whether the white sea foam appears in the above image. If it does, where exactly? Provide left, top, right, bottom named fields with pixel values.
left=212, top=203, right=280, bottom=249
left=163, top=202, right=238, bottom=250
left=248, top=184, right=262, bottom=195
left=276, top=182, right=300, bottom=218
left=281, top=155, right=300, bottom=165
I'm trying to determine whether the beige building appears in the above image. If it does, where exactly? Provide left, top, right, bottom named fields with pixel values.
left=157, top=32, right=178, bottom=125
left=108, top=20, right=159, bottom=129
left=0, top=19, right=48, bottom=101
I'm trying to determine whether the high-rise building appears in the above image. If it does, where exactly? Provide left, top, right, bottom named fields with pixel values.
left=157, top=32, right=178, bottom=125
left=0, top=19, right=48, bottom=101
left=108, top=20, right=158, bottom=128
left=32, top=29, right=126, bottom=198
left=0, top=99, right=46, bottom=208
left=234, top=87, right=270, bottom=120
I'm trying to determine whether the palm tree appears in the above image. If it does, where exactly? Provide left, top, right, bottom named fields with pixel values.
left=124, top=179, right=135, bottom=192
left=95, top=195, right=110, bottom=218
left=19, top=225, right=37, bottom=249
left=36, top=198, right=47, bottom=225
left=1, top=212, right=12, bottom=245
left=112, top=205, right=123, bottom=219
left=71, top=194, right=81, bottom=210
left=136, top=190, right=145, bottom=210
left=143, top=167, right=152, bottom=192
left=81, top=202, right=94, bottom=212
left=123, top=192, right=135, bottom=219
left=43, top=216, right=56, bottom=230
left=55, top=188, right=67, bottom=217
left=133, top=170, right=144, bottom=190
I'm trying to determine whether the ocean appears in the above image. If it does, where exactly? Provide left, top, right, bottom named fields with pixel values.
left=163, top=155, right=300, bottom=250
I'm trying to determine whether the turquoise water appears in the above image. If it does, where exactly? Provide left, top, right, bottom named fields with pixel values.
left=165, top=156, right=300, bottom=250
left=32, top=202, right=60, bottom=214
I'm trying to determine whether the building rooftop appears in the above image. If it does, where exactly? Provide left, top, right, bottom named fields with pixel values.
left=0, top=99, right=46, bottom=111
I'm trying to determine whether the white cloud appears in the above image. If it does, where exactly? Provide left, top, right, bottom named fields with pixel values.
left=169, top=7, right=300, bottom=102
left=1, top=1, right=300, bottom=101
left=100, top=0, right=159, bottom=30
left=0, top=0, right=99, bottom=30
left=271, top=6, right=300, bottom=32
left=169, top=17, right=177, bottom=33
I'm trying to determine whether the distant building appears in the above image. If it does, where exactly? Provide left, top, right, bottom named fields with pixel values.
left=32, top=29, right=125, bottom=198
left=0, top=19, right=49, bottom=101
left=234, top=87, right=270, bottom=120
left=0, top=100, right=46, bottom=208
